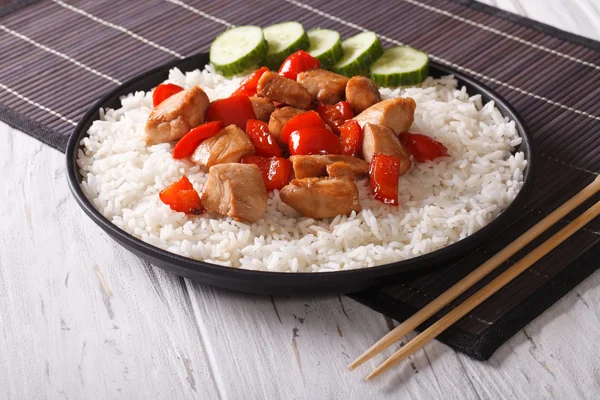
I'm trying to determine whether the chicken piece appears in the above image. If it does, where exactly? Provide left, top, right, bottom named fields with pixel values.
left=296, top=69, right=349, bottom=105
left=326, top=162, right=355, bottom=180
left=249, top=97, right=275, bottom=121
left=144, top=86, right=210, bottom=145
left=257, top=71, right=312, bottom=109
left=345, top=76, right=382, bottom=113
left=191, top=124, right=254, bottom=168
left=362, top=123, right=411, bottom=175
left=268, top=106, right=305, bottom=146
left=200, top=163, right=267, bottom=223
left=353, top=97, right=416, bottom=134
left=289, top=154, right=369, bottom=179
left=280, top=177, right=360, bottom=219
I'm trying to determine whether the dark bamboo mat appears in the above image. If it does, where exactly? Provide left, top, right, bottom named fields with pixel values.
left=2, top=0, right=599, bottom=360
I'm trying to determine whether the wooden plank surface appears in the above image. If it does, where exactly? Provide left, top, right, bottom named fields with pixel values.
left=1, top=0, right=600, bottom=399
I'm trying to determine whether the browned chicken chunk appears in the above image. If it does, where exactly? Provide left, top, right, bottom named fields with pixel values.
left=249, top=97, right=275, bottom=121
left=296, top=69, right=349, bottom=105
left=257, top=71, right=312, bottom=109
left=268, top=106, right=305, bottom=146
left=326, top=162, right=355, bottom=180
left=191, top=124, right=254, bottom=168
left=144, top=86, right=210, bottom=145
left=353, top=97, right=416, bottom=134
left=200, top=163, right=267, bottom=223
left=362, top=123, right=411, bottom=175
left=345, top=76, right=381, bottom=113
left=289, top=154, right=369, bottom=179
left=280, top=177, right=361, bottom=219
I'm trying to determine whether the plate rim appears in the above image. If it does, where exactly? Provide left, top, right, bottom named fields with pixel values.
left=65, top=52, right=536, bottom=287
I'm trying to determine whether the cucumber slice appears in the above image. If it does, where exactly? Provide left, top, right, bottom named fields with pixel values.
left=210, top=26, right=268, bottom=77
left=370, top=46, right=429, bottom=87
left=263, top=22, right=310, bottom=69
left=307, top=29, right=343, bottom=67
left=332, top=32, right=384, bottom=77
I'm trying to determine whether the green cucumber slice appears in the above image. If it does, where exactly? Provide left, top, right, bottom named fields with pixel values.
left=263, top=21, right=310, bottom=69
left=332, top=32, right=384, bottom=77
left=370, top=46, right=429, bottom=87
left=307, top=29, right=343, bottom=67
left=210, top=26, right=267, bottom=77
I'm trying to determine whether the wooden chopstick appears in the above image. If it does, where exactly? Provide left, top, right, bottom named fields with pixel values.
left=349, top=175, right=600, bottom=372
left=366, top=199, right=600, bottom=380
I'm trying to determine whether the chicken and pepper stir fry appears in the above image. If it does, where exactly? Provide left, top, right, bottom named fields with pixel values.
left=149, top=50, right=449, bottom=223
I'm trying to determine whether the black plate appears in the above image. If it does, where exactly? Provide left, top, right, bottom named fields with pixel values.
left=66, top=53, right=535, bottom=295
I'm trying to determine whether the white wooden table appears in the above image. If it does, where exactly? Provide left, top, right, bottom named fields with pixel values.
left=2, top=1, right=599, bottom=398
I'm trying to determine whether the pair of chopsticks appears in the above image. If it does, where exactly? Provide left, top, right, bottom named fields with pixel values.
left=350, top=175, right=600, bottom=381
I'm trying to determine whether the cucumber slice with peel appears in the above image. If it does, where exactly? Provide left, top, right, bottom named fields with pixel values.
left=210, top=26, right=267, bottom=77
left=370, top=46, right=429, bottom=87
left=307, top=29, right=343, bottom=67
left=263, top=21, right=310, bottom=69
left=333, top=32, right=384, bottom=77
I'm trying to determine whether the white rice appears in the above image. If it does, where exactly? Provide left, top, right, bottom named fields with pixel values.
left=77, top=65, right=526, bottom=273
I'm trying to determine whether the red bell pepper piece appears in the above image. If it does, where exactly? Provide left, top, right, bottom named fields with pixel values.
left=316, top=101, right=354, bottom=134
left=339, top=120, right=363, bottom=157
left=231, top=66, right=270, bottom=97
left=240, top=155, right=292, bottom=191
left=369, top=154, right=400, bottom=205
left=245, top=119, right=282, bottom=157
left=152, top=83, right=184, bottom=107
left=288, top=127, right=342, bottom=156
left=399, top=133, right=449, bottom=162
left=278, top=50, right=320, bottom=80
left=159, top=176, right=204, bottom=214
left=172, top=121, right=223, bottom=159
left=280, top=111, right=325, bottom=145
left=205, top=95, right=256, bottom=130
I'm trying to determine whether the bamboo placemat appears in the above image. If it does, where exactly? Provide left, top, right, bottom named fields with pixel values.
left=2, top=0, right=598, bottom=360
